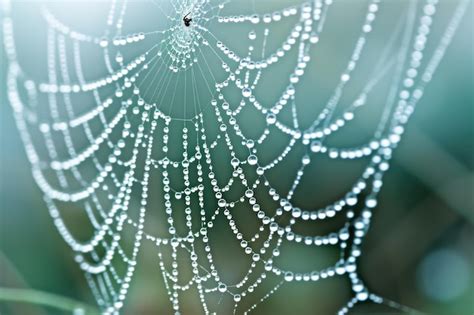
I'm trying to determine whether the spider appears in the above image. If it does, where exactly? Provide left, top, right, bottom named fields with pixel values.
left=183, top=13, right=192, bottom=27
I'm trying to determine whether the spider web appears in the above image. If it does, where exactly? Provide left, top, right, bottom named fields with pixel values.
left=2, top=0, right=469, bottom=314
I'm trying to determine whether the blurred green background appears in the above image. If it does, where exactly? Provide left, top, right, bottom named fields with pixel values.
left=0, top=0, right=473, bottom=314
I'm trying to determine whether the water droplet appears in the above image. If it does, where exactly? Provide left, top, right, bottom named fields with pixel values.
left=246, top=139, right=254, bottom=148
left=310, top=34, right=319, bottom=44
left=99, top=38, right=108, bottom=47
left=365, top=196, right=377, bottom=208
left=251, top=15, right=259, bottom=24
left=247, top=155, right=258, bottom=165
left=115, top=52, right=123, bottom=63
left=231, top=157, right=240, bottom=168
left=356, top=289, right=369, bottom=301
left=266, top=113, right=276, bottom=124
left=248, top=31, right=256, bottom=40
left=310, top=140, right=322, bottom=152
left=242, top=87, right=252, bottom=98
left=346, top=194, right=357, bottom=206
left=284, top=271, right=294, bottom=281
left=218, top=199, right=226, bottom=207
left=218, top=283, right=227, bottom=293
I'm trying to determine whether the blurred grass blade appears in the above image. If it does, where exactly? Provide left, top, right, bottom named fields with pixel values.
left=0, top=287, right=100, bottom=314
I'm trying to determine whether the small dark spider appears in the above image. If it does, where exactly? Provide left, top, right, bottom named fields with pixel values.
left=183, top=13, right=192, bottom=27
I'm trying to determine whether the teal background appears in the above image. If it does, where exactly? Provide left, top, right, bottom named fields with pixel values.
left=1, top=0, right=473, bottom=314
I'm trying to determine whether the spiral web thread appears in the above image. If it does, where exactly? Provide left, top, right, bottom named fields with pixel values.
left=2, top=0, right=469, bottom=314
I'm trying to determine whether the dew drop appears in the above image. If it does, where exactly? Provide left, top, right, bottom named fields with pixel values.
left=218, top=199, right=226, bottom=207
left=266, top=113, right=276, bottom=124
left=115, top=52, right=123, bottom=63
left=248, top=31, right=256, bottom=40
left=284, top=271, right=294, bottom=282
left=242, top=87, right=252, bottom=98
left=99, top=38, right=108, bottom=47
left=247, top=154, right=258, bottom=165
left=218, top=283, right=227, bottom=293
left=310, top=140, right=322, bottom=152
